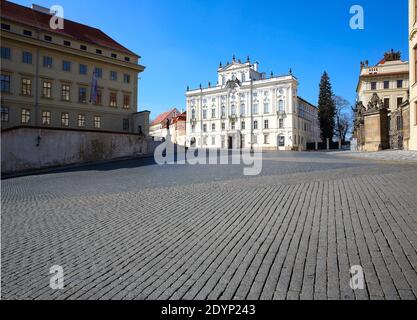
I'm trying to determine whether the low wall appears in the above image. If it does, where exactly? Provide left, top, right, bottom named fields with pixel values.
left=1, top=126, right=151, bottom=174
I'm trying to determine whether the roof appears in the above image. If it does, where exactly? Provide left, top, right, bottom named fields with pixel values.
left=0, top=0, right=137, bottom=56
left=150, top=108, right=180, bottom=126
left=171, top=112, right=186, bottom=124
left=297, top=96, right=317, bottom=109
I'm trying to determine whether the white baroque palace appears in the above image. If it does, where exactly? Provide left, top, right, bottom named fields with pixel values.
left=185, top=57, right=320, bottom=150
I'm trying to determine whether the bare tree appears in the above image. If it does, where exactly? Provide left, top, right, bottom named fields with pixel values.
left=332, top=95, right=353, bottom=144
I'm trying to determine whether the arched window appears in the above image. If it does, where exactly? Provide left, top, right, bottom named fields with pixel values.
left=231, top=104, right=236, bottom=116
left=221, top=105, right=226, bottom=117
left=191, top=108, right=196, bottom=119
left=264, top=101, right=269, bottom=114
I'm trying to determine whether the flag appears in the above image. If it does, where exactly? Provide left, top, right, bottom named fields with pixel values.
left=90, top=70, right=98, bottom=104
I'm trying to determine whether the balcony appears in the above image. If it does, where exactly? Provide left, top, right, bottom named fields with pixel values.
left=229, top=114, right=238, bottom=120
left=277, top=110, right=286, bottom=118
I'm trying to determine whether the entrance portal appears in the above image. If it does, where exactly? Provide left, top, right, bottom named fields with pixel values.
left=228, top=136, right=233, bottom=149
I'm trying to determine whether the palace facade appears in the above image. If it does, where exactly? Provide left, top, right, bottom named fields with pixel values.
left=185, top=57, right=320, bottom=150
left=353, top=51, right=410, bottom=151
left=0, top=1, right=149, bottom=134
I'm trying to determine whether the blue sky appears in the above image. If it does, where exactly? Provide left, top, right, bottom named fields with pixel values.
left=13, top=0, right=409, bottom=119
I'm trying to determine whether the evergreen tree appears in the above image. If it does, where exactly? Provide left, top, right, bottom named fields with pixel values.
left=317, top=72, right=336, bottom=142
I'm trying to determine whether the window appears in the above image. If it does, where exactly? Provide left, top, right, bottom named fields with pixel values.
left=61, top=113, right=69, bottom=127
left=212, top=123, right=216, bottom=131
left=241, top=121, right=245, bottom=130
left=123, top=119, right=129, bottom=131
left=62, top=60, right=71, bottom=71
left=384, top=81, right=389, bottom=89
left=222, top=122, right=225, bottom=130
left=42, top=111, right=51, bottom=125
left=95, top=90, right=102, bottom=105
left=80, top=45, right=87, bottom=51
left=253, top=134, right=258, bottom=144
left=241, top=72, right=245, bottom=82
left=1, top=107, right=9, bottom=122
left=203, top=124, right=207, bottom=132
left=44, top=35, right=52, bottom=42
left=231, top=105, right=237, bottom=116
left=22, top=51, right=32, bottom=64
left=1, top=74, right=11, bottom=92
left=1, top=23, right=10, bottom=31
left=42, top=81, right=52, bottom=98
left=79, top=64, right=88, bottom=75
left=110, top=92, right=117, bottom=107
left=123, top=95, right=130, bottom=109
left=279, top=118, right=284, bottom=129
left=110, top=71, right=118, bottom=81
left=264, top=120, right=269, bottom=129
left=254, top=120, right=258, bottom=130
left=94, top=116, right=101, bottom=129
left=231, top=121, right=235, bottom=130
left=191, top=109, right=196, bottom=119
left=125, top=57, right=130, bottom=62
left=203, top=109, right=207, bottom=120
left=23, top=29, right=32, bottom=36
left=278, top=135, right=285, bottom=147
left=191, top=125, right=196, bottom=133
left=43, top=56, right=53, bottom=68
left=264, top=134, right=269, bottom=144
left=78, top=114, right=85, bottom=127
left=397, top=97, right=403, bottom=107
left=1, top=47, right=11, bottom=59
left=123, top=74, right=130, bottom=83
left=62, top=85, right=70, bottom=101
left=384, top=98, right=390, bottom=109
left=63, top=40, right=71, bottom=46
left=240, top=104, right=245, bottom=116
left=371, top=82, right=377, bottom=90
left=96, top=49, right=102, bottom=55
left=221, top=105, right=226, bottom=117
left=212, top=136, right=216, bottom=145
left=94, top=67, right=103, bottom=78
left=397, top=80, right=403, bottom=88
left=264, top=102, right=269, bottom=113
left=252, top=103, right=258, bottom=114
left=21, top=109, right=30, bottom=124
left=211, top=109, right=216, bottom=119
left=278, top=100, right=285, bottom=112
left=111, top=53, right=117, bottom=59
left=79, top=87, right=87, bottom=103
left=22, top=78, right=32, bottom=96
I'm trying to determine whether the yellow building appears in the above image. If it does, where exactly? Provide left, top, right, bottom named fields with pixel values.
left=0, top=1, right=148, bottom=134
left=409, top=0, right=417, bottom=150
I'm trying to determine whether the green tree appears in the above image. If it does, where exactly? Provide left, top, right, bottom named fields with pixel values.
left=317, top=72, right=336, bottom=142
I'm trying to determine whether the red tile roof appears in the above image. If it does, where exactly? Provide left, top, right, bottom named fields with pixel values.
left=0, top=0, right=137, bottom=56
left=151, top=108, right=180, bottom=126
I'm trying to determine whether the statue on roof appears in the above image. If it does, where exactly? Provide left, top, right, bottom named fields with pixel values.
left=384, top=49, right=401, bottom=62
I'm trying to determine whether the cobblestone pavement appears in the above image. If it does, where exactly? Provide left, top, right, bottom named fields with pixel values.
left=2, top=152, right=417, bottom=300
left=331, top=150, right=417, bottom=162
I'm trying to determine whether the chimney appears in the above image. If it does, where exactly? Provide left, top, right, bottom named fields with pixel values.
left=253, top=62, right=259, bottom=72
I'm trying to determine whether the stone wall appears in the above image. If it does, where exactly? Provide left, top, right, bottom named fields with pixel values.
left=1, top=126, right=151, bottom=174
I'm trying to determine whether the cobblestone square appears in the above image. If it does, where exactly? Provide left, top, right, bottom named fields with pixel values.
left=1, top=152, right=417, bottom=300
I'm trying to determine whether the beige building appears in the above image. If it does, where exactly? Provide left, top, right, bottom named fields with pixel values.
left=354, top=51, right=410, bottom=150
left=0, top=1, right=149, bottom=134
left=409, top=0, right=417, bottom=150
left=149, top=108, right=180, bottom=141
